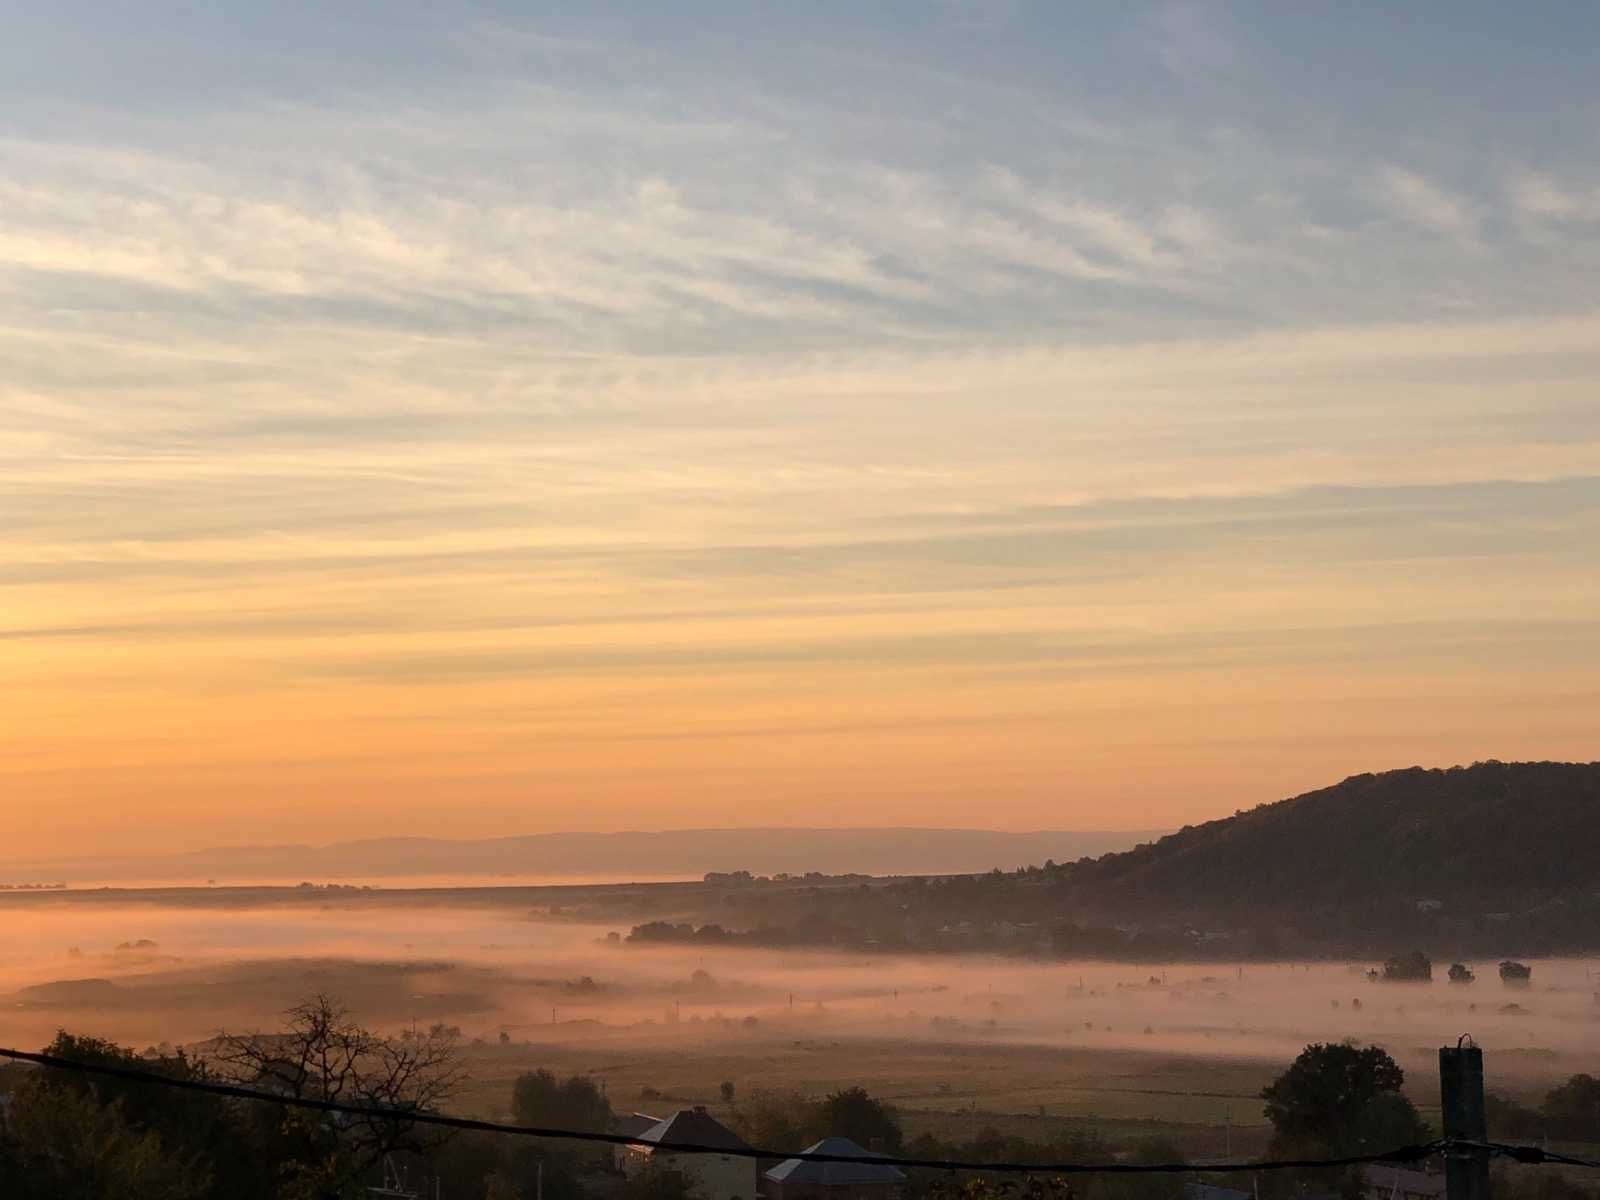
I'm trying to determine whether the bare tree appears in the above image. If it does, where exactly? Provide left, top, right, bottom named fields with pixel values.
left=213, top=994, right=462, bottom=1199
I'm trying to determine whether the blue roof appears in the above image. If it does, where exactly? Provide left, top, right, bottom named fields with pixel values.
left=766, top=1138, right=907, bottom=1186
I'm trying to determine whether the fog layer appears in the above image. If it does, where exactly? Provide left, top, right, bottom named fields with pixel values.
left=4, top=892, right=1595, bottom=1101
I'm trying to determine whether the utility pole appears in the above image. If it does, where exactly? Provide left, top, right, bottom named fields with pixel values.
left=1440, top=1037, right=1490, bottom=1200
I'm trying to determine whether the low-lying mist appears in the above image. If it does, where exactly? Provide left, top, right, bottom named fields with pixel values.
left=4, top=892, right=1596, bottom=1095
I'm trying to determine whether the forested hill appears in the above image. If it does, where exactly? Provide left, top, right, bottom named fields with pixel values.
left=1053, top=760, right=1600, bottom=919
left=630, top=761, right=1600, bottom=958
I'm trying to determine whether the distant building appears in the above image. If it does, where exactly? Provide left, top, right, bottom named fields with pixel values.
left=622, top=1106, right=756, bottom=1200
left=765, top=1137, right=906, bottom=1200
left=1181, top=1184, right=1250, bottom=1200
left=1362, top=1165, right=1446, bottom=1200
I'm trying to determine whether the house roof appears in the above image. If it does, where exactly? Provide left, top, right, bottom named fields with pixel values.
left=619, top=1112, right=662, bottom=1139
left=639, top=1107, right=750, bottom=1153
left=1183, top=1185, right=1249, bottom=1200
left=1362, top=1166, right=1446, bottom=1198
left=765, top=1138, right=907, bottom=1186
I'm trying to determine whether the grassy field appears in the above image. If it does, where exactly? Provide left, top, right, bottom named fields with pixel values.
left=451, top=1029, right=1290, bottom=1160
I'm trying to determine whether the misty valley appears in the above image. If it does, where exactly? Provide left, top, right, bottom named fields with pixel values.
left=6, top=763, right=1600, bottom=1199
left=5, top=873, right=1600, bottom=1182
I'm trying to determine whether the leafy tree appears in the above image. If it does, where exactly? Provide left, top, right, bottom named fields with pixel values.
left=731, top=1087, right=817, bottom=1151
left=1381, top=951, right=1432, bottom=982
left=1261, top=1043, right=1428, bottom=1157
left=1095, top=1136, right=1188, bottom=1200
left=808, top=1086, right=903, bottom=1152
left=24, top=1033, right=205, bottom=1131
left=1485, top=1092, right=1542, bottom=1141
left=3, top=1032, right=258, bottom=1198
left=1448, top=963, right=1475, bottom=984
left=721, top=1080, right=737, bottom=1106
left=510, top=1069, right=613, bottom=1134
left=503, top=1068, right=614, bottom=1193
left=1541, top=1074, right=1600, bottom=1142
left=731, top=1085, right=902, bottom=1153
left=1, top=1074, right=212, bottom=1200
left=430, top=1130, right=512, bottom=1198
left=1348, top=1091, right=1432, bottom=1154
left=623, top=1162, right=700, bottom=1200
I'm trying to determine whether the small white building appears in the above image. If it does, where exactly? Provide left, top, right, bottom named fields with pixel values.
left=622, top=1106, right=757, bottom=1200
left=1362, top=1165, right=1446, bottom=1200
left=616, top=1112, right=662, bottom=1172
left=1182, top=1184, right=1249, bottom=1200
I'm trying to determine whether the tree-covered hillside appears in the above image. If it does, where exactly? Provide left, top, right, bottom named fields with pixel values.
left=1054, top=760, right=1600, bottom=918
left=628, top=761, right=1600, bottom=959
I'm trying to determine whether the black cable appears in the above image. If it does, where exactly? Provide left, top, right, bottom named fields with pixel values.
left=1457, top=1140, right=1600, bottom=1171
left=0, top=1046, right=1476, bottom=1176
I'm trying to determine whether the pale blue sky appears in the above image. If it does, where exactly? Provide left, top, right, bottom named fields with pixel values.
left=6, top=2, right=1600, bottom=348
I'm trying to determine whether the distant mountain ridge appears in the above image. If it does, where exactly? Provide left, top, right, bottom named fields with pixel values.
left=0, top=827, right=1164, bottom=886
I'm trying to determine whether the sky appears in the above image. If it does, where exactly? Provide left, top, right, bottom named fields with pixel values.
left=4, top=2, right=1600, bottom=859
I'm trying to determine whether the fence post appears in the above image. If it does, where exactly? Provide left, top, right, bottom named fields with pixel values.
left=1440, top=1038, right=1490, bottom=1200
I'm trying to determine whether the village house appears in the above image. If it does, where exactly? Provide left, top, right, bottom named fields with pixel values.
left=1181, top=1184, right=1250, bottom=1200
left=614, top=1112, right=662, bottom=1173
left=764, top=1137, right=906, bottom=1200
left=1362, top=1164, right=1446, bottom=1200
left=620, top=1106, right=756, bottom=1200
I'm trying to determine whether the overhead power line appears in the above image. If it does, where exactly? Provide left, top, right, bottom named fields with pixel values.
left=0, top=1047, right=1592, bottom=1176
left=1450, top=1141, right=1600, bottom=1171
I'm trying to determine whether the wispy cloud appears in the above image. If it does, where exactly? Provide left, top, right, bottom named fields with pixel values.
left=1506, top=169, right=1600, bottom=222
left=5, top=3, right=1600, bottom=852
left=1374, top=165, right=1478, bottom=239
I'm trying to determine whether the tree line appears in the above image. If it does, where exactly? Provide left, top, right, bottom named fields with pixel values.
left=4, top=1000, right=1598, bottom=1200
